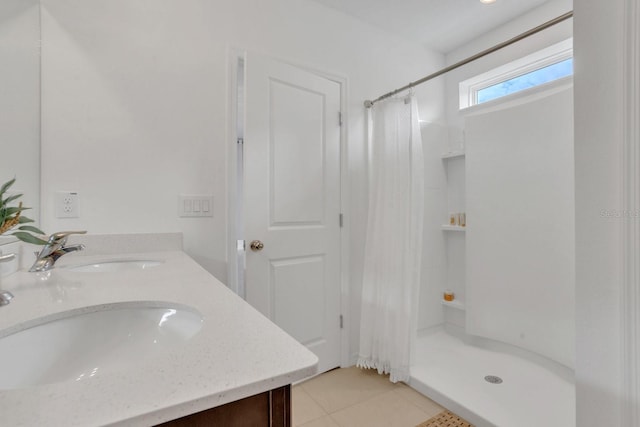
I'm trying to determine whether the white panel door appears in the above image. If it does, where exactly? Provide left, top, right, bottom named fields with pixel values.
left=244, top=53, right=341, bottom=373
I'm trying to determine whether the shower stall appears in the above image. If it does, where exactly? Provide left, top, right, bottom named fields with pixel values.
left=409, top=84, right=575, bottom=427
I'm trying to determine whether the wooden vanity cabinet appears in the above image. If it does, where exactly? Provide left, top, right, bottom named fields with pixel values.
left=156, top=385, right=291, bottom=427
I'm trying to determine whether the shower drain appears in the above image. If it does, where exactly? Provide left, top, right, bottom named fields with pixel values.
left=484, top=375, right=503, bottom=384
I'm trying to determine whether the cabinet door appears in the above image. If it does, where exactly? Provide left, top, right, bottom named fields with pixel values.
left=156, top=385, right=291, bottom=427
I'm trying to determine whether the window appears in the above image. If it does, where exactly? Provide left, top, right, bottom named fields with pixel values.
left=476, top=57, right=573, bottom=104
left=459, top=39, right=573, bottom=109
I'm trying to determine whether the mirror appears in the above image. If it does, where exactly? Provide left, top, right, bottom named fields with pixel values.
left=0, top=0, right=41, bottom=225
left=1, top=0, right=571, bottom=286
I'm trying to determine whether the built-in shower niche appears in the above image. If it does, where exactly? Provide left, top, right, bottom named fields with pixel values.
left=416, top=121, right=467, bottom=333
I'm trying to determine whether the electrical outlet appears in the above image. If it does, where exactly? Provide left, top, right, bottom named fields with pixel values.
left=55, top=191, right=79, bottom=218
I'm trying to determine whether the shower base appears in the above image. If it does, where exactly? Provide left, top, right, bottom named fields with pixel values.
left=409, top=327, right=575, bottom=427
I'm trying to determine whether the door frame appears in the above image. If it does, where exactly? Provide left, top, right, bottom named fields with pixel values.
left=226, top=48, right=351, bottom=368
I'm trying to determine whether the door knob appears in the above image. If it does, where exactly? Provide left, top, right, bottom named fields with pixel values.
left=250, top=240, right=264, bottom=251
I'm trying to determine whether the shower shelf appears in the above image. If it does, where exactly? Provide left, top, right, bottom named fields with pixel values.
left=441, top=300, right=466, bottom=310
left=441, top=151, right=465, bottom=160
left=441, top=225, right=466, bottom=232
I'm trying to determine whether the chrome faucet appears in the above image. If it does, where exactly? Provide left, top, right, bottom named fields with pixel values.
left=0, top=253, right=16, bottom=306
left=29, top=231, right=87, bottom=272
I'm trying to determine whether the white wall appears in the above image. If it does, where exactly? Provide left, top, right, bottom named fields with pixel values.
left=0, top=1, right=40, bottom=224
left=574, top=0, right=625, bottom=424
left=465, top=85, right=575, bottom=368
left=39, top=0, right=445, bottom=362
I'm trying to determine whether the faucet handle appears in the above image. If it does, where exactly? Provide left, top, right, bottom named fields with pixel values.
left=0, top=291, right=13, bottom=306
left=0, top=253, right=16, bottom=263
left=47, top=230, right=87, bottom=244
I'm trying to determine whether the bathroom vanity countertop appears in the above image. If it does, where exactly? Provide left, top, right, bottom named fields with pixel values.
left=0, top=251, right=318, bottom=426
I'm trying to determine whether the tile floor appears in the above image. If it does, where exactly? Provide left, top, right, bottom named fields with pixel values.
left=292, top=367, right=445, bottom=427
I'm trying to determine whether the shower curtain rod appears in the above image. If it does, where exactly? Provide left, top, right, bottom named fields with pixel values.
left=364, top=10, right=574, bottom=108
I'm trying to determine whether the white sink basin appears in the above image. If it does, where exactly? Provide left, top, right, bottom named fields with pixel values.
left=0, top=303, right=203, bottom=390
left=64, top=259, right=162, bottom=273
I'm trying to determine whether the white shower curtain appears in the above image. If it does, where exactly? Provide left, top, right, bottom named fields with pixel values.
left=357, top=95, right=424, bottom=383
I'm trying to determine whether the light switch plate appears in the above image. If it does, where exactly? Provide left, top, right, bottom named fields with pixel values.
left=178, top=195, right=213, bottom=217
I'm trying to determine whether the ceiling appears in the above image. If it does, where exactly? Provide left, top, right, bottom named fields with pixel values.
left=310, top=0, right=553, bottom=54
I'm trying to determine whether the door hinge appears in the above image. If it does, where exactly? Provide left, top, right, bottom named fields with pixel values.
left=340, top=314, right=344, bottom=329
left=338, top=112, right=343, bottom=126
left=339, top=213, right=343, bottom=228
left=237, top=138, right=244, bottom=145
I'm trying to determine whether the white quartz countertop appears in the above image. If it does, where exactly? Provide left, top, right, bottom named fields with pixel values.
left=0, top=251, right=318, bottom=426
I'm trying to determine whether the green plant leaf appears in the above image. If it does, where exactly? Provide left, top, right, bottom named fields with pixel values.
left=3, top=208, right=15, bottom=217
left=11, top=231, right=48, bottom=246
left=2, top=193, right=22, bottom=205
left=0, top=177, right=16, bottom=197
left=0, top=178, right=39, bottom=239
left=18, top=225, right=45, bottom=235
left=4, top=206, right=30, bottom=216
